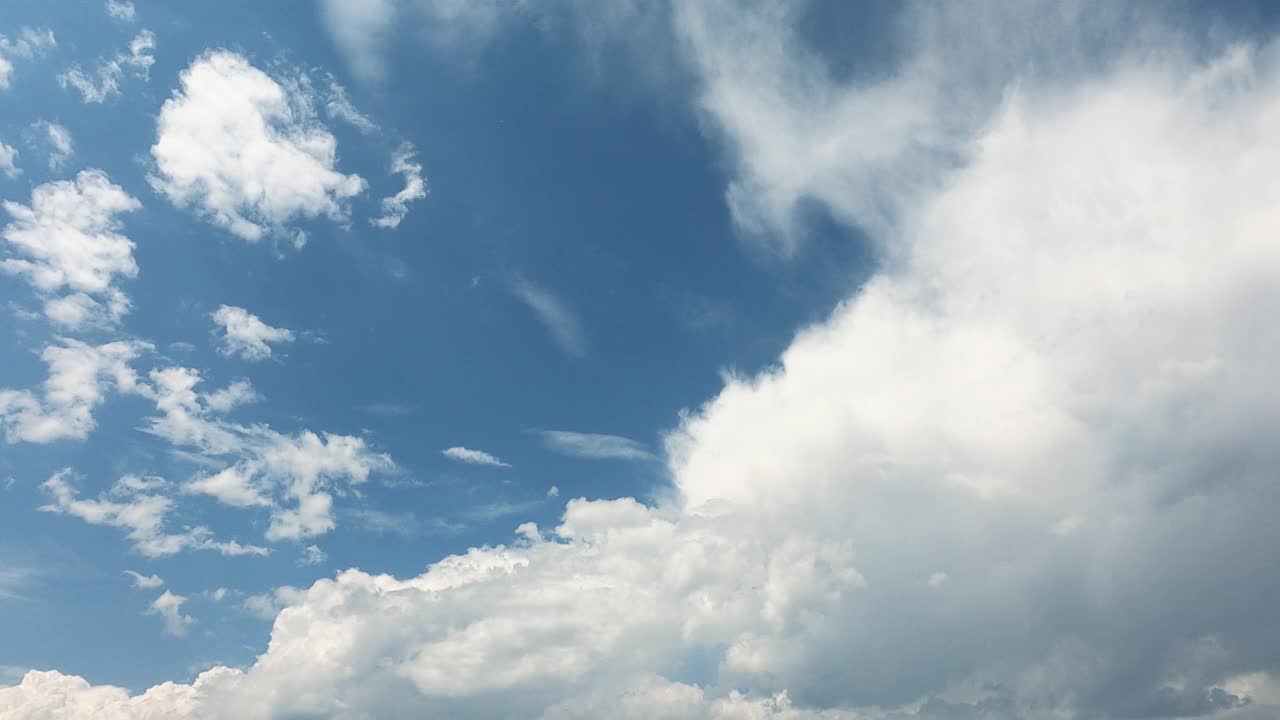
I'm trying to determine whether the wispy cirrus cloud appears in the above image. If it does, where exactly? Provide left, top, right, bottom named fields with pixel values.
left=508, top=277, right=586, bottom=357
left=534, top=430, right=655, bottom=461
left=442, top=446, right=510, bottom=468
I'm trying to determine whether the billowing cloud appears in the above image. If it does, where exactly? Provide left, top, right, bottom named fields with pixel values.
left=0, top=340, right=145, bottom=443
left=58, top=30, right=155, bottom=103
left=0, top=28, right=55, bottom=91
left=210, top=305, right=295, bottom=361
left=1, top=170, right=141, bottom=329
left=149, top=51, right=366, bottom=246
left=370, top=142, right=426, bottom=228
left=537, top=430, right=654, bottom=461
left=442, top=446, right=509, bottom=468
left=9, top=3, right=1280, bottom=720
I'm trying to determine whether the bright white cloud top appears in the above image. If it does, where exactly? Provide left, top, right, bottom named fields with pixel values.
left=210, top=305, right=294, bottom=361
left=4, top=2, right=1280, bottom=719
left=149, top=51, right=366, bottom=246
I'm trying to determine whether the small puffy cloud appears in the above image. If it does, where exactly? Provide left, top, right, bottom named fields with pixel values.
left=40, top=469, right=267, bottom=558
left=546, top=485, right=559, bottom=498
left=58, top=30, right=155, bottom=103
left=0, top=28, right=55, bottom=90
left=210, top=305, right=295, bottom=361
left=1, top=170, right=141, bottom=329
left=202, top=379, right=259, bottom=413
left=371, top=142, right=426, bottom=228
left=0, top=141, right=19, bottom=178
left=150, top=51, right=367, bottom=246
left=0, top=340, right=146, bottom=444
left=509, top=277, right=586, bottom=357
left=123, top=570, right=164, bottom=590
left=537, top=430, right=655, bottom=461
left=147, top=590, right=193, bottom=637
left=442, top=446, right=509, bottom=468
left=105, top=0, right=135, bottom=21
left=298, top=545, right=327, bottom=566
left=184, top=464, right=271, bottom=508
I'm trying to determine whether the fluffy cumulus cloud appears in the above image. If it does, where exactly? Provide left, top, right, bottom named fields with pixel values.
left=58, top=29, right=155, bottom=103
left=0, top=28, right=55, bottom=91
left=1, top=170, right=140, bottom=329
left=10, top=3, right=1280, bottom=720
left=0, top=340, right=145, bottom=443
left=210, top=305, right=295, bottom=361
left=149, top=51, right=367, bottom=246
left=371, top=142, right=426, bottom=228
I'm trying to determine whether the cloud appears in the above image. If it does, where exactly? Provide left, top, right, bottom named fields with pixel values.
left=123, top=570, right=164, bottom=590
left=536, top=430, right=654, bottom=461
left=371, top=142, right=426, bottom=228
left=298, top=545, right=328, bottom=567
left=147, top=590, right=193, bottom=637
left=105, top=0, right=135, bottom=22
left=546, top=485, right=559, bottom=498
left=30, top=121, right=74, bottom=171
left=1, top=170, right=141, bottom=329
left=509, top=277, right=586, bottom=357
left=58, top=30, right=155, bottom=103
left=149, top=51, right=366, bottom=246
left=324, top=76, right=378, bottom=133
left=320, top=0, right=398, bottom=82
left=40, top=470, right=267, bottom=558
left=0, top=142, right=19, bottom=178
left=12, top=4, right=1280, bottom=720
left=0, top=28, right=55, bottom=91
left=442, top=446, right=509, bottom=468
left=203, top=379, right=259, bottom=413
left=210, top=305, right=295, bottom=361
left=0, top=340, right=146, bottom=444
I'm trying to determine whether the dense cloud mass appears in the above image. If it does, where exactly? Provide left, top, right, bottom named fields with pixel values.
left=5, top=2, right=1280, bottom=719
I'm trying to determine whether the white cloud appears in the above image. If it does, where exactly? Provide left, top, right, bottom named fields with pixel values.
left=1, top=170, right=141, bottom=329
left=203, top=378, right=259, bottom=413
left=147, top=590, right=193, bottom=637
left=0, top=340, right=146, bottom=444
left=0, top=142, right=19, bottom=178
left=298, top=545, right=327, bottom=566
left=510, top=277, right=586, bottom=357
left=371, top=142, right=426, bottom=228
left=105, top=0, right=135, bottom=22
left=0, top=28, right=55, bottom=91
left=320, top=0, right=398, bottom=82
left=40, top=470, right=268, bottom=558
left=546, top=485, right=559, bottom=498
left=12, top=5, right=1280, bottom=720
left=123, top=570, right=164, bottom=590
left=537, top=430, right=654, bottom=461
left=58, top=30, right=155, bottom=103
left=140, top=364, right=396, bottom=542
left=210, top=305, right=295, bottom=361
left=325, top=76, right=378, bottom=133
left=30, top=121, right=74, bottom=172
left=442, top=446, right=509, bottom=468
left=150, top=51, right=367, bottom=246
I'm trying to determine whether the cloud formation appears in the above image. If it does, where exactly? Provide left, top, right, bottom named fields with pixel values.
left=58, top=30, right=155, bottom=103
left=0, top=340, right=145, bottom=444
left=537, top=430, right=655, bottom=461
left=371, top=142, right=426, bottom=228
left=442, top=446, right=509, bottom=468
left=1, top=170, right=140, bottom=329
left=149, top=51, right=366, bottom=246
left=510, top=278, right=586, bottom=357
left=210, top=305, right=295, bottom=361
left=0, top=28, right=55, bottom=91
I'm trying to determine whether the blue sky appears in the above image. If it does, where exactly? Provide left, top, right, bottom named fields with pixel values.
left=4, top=2, right=1280, bottom=719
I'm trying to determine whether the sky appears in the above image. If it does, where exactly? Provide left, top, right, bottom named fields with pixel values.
left=1, top=1, right=1280, bottom=718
